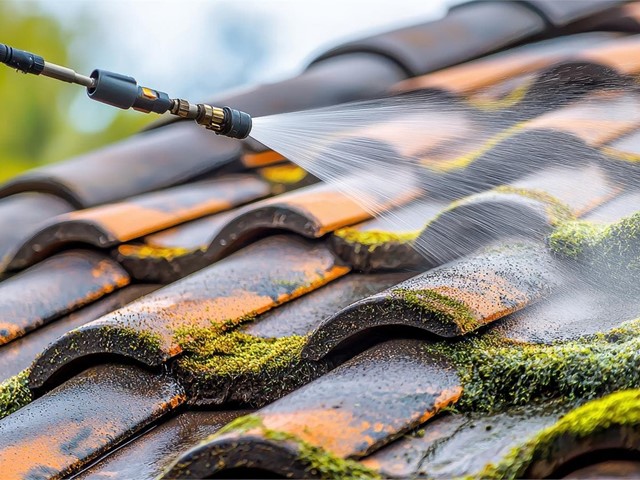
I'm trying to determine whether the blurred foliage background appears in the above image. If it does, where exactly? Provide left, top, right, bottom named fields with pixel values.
left=0, top=0, right=443, bottom=184
left=0, top=1, right=151, bottom=182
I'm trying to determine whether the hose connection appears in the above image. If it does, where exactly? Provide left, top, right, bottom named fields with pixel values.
left=0, top=42, right=252, bottom=139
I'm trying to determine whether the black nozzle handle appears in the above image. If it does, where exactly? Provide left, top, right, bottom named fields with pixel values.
left=87, top=69, right=172, bottom=114
left=0, top=43, right=45, bottom=75
left=220, top=107, right=252, bottom=139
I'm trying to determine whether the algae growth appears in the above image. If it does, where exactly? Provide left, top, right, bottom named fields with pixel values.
left=333, top=227, right=420, bottom=253
left=0, top=370, right=32, bottom=420
left=547, top=212, right=640, bottom=279
left=212, top=414, right=381, bottom=480
left=174, top=320, right=323, bottom=406
left=392, top=288, right=479, bottom=333
left=427, top=317, right=640, bottom=413
left=117, top=244, right=197, bottom=261
left=492, top=186, right=574, bottom=225
left=478, top=389, right=640, bottom=479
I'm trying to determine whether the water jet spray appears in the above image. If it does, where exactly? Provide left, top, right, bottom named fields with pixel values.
left=0, top=43, right=253, bottom=139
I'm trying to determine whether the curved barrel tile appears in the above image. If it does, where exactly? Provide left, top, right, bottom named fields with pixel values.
left=0, top=285, right=159, bottom=383
left=419, top=163, right=618, bottom=267
left=524, top=89, right=640, bottom=148
left=77, top=410, right=249, bottom=480
left=303, top=241, right=565, bottom=361
left=4, top=175, right=270, bottom=272
left=394, top=33, right=618, bottom=97
left=0, top=364, right=185, bottom=479
left=116, top=182, right=381, bottom=283
left=0, top=250, right=130, bottom=346
left=0, top=193, right=74, bottom=271
left=0, top=122, right=242, bottom=208
left=329, top=199, right=445, bottom=272
left=163, top=340, right=461, bottom=479
left=362, top=406, right=564, bottom=479
left=29, top=235, right=349, bottom=392
left=247, top=272, right=413, bottom=338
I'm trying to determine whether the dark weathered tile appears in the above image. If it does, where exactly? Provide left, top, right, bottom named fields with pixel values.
left=247, top=272, right=413, bottom=338
left=77, top=410, right=249, bottom=480
left=0, top=250, right=130, bottom=346
left=396, top=32, right=618, bottom=98
left=116, top=182, right=384, bottom=283
left=29, top=235, right=349, bottom=392
left=0, top=364, right=185, bottom=479
left=0, top=122, right=242, bottom=208
left=419, top=163, right=618, bottom=267
left=0, top=193, right=73, bottom=270
left=163, top=339, right=461, bottom=479
left=362, top=406, right=564, bottom=479
left=0, top=285, right=159, bottom=382
left=3, top=175, right=270, bottom=272
left=303, top=240, right=565, bottom=361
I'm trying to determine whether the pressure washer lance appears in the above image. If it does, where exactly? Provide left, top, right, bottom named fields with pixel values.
left=0, top=43, right=252, bottom=139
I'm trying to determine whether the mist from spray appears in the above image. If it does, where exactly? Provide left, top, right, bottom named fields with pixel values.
left=249, top=85, right=640, bottom=311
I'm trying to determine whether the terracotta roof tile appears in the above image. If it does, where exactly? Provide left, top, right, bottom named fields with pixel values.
left=2, top=7, right=640, bottom=478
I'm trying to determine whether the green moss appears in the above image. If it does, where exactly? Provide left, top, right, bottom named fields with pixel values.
left=426, top=317, right=640, bottom=413
left=333, top=227, right=420, bottom=253
left=215, top=413, right=264, bottom=436
left=176, top=328, right=307, bottom=378
left=174, top=319, right=323, bottom=405
left=478, top=389, right=640, bottom=479
left=102, top=325, right=163, bottom=353
left=117, top=244, right=198, bottom=261
left=547, top=213, right=640, bottom=279
left=493, top=186, right=574, bottom=226
left=547, top=220, right=604, bottom=259
left=214, top=414, right=380, bottom=479
left=392, top=288, right=478, bottom=333
left=0, top=370, right=32, bottom=420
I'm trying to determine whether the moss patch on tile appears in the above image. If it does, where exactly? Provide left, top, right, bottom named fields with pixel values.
left=392, top=288, right=479, bottom=334
left=478, top=389, right=640, bottom=479
left=117, top=244, right=198, bottom=261
left=0, top=370, right=32, bottom=420
left=260, top=164, right=308, bottom=184
left=333, top=227, right=420, bottom=253
left=174, top=323, right=324, bottom=406
left=214, top=414, right=381, bottom=479
left=467, top=81, right=532, bottom=111
left=547, top=213, right=640, bottom=279
left=493, top=186, right=574, bottom=225
left=427, top=318, right=640, bottom=413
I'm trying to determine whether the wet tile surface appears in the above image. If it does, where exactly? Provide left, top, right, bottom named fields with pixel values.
left=3, top=175, right=270, bottom=273
left=77, top=410, right=249, bottom=480
left=2, top=20, right=640, bottom=480
left=0, top=251, right=130, bottom=346
left=303, top=240, right=565, bottom=361
left=0, top=364, right=185, bottom=479
left=0, top=285, right=159, bottom=383
left=29, top=235, right=348, bottom=391
left=164, top=340, right=461, bottom=478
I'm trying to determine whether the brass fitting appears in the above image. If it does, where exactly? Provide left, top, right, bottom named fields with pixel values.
left=196, top=104, right=226, bottom=132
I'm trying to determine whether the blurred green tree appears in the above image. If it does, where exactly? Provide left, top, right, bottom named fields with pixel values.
left=0, top=1, right=151, bottom=182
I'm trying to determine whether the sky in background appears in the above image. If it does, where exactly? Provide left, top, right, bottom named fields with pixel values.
left=26, top=0, right=454, bottom=131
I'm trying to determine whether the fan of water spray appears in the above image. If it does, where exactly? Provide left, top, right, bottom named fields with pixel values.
left=249, top=86, right=640, bottom=301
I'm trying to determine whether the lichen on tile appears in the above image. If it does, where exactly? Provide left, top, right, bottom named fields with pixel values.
left=333, top=227, right=420, bottom=253
left=477, top=389, right=640, bottom=479
left=547, top=212, right=640, bottom=278
left=209, top=414, right=381, bottom=479
left=174, top=321, right=324, bottom=406
left=0, top=370, right=32, bottom=420
left=427, top=317, right=640, bottom=413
